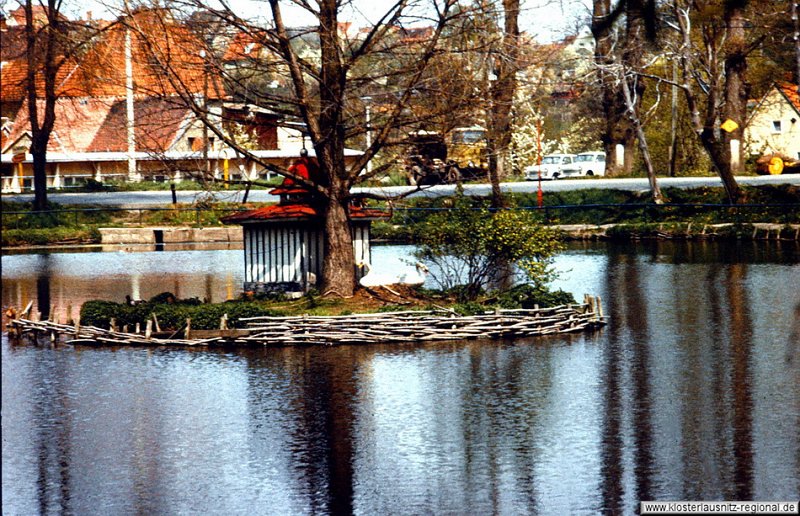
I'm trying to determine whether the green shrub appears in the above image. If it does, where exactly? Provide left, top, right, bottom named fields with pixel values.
left=80, top=298, right=284, bottom=330
left=494, top=284, right=576, bottom=309
left=1, top=227, right=100, bottom=246
left=414, top=193, right=564, bottom=300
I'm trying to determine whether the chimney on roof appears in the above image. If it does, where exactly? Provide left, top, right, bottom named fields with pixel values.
left=86, top=11, right=93, bottom=21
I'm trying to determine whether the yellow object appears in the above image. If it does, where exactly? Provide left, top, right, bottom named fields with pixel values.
left=720, top=119, right=739, bottom=133
left=223, top=158, right=229, bottom=188
left=768, top=156, right=784, bottom=175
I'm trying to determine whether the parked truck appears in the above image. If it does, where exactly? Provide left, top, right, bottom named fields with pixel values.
left=405, top=127, right=488, bottom=185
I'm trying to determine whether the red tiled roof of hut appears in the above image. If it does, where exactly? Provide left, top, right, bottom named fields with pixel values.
left=269, top=186, right=311, bottom=196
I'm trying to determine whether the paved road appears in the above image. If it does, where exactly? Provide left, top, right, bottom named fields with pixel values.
left=3, top=175, right=798, bottom=207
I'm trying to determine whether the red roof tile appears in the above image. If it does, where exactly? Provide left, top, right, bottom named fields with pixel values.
left=59, top=11, right=225, bottom=99
left=0, top=26, right=27, bottom=61
left=223, top=31, right=268, bottom=62
left=0, top=60, right=28, bottom=103
left=1, top=9, right=226, bottom=103
left=777, top=82, right=800, bottom=113
left=2, top=96, right=115, bottom=153
left=88, top=97, right=189, bottom=152
left=2, top=95, right=190, bottom=154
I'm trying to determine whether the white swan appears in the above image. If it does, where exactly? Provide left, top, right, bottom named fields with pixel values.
left=396, top=262, right=429, bottom=286
left=357, top=262, right=429, bottom=287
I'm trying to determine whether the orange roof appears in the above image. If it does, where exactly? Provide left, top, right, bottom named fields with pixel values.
left=89, top=97, right=190, bottom=152
left=0, top=60, right=28, bottom=103
left=777, top=82, right=800, bottom=113
left=0, top=26, right=26, bottom=61
left=0, top=9, right=226, bottom=102
left=60, top=12, right=225, bottom=99
left=2, top=96, right=191, bottom=154
left=223, top=31, right=267, bottom=62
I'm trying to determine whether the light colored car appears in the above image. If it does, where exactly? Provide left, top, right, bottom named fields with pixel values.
left=524, top=153, right=579, bottom=180
left=574, top=151, right=606, bottom=177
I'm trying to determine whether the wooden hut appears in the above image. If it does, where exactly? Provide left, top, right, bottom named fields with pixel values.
left=222, top=186, right=389, bottom=294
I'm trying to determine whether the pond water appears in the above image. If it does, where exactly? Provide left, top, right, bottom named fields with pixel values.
left=2, top=241, right=799, bottom=515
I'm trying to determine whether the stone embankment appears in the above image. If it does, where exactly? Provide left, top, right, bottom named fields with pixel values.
left=96, top=223, right=800, bottom=246
left=557, top=222, right=800, bottom=241
left=99, top=226, right=242, bottom=245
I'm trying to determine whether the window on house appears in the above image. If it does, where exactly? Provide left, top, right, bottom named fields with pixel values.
left=772, top=121, right=782, bottom=133
left=188, top=137, right=197, bottom=151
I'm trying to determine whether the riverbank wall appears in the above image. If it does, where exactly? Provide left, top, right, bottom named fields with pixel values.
left=557, top=222, right=800, bottom=241
left=96, top=223, right=800, bottom=247
left=99, top=226, right=242, bottom=245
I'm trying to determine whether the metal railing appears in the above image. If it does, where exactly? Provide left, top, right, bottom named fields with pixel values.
left=394, top=203, right=800, bottom=226
left=2, top=206, right=251, bottom=230
left=2, top=203, right=798, bottom=231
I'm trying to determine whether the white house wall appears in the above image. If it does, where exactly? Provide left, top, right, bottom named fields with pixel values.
left=746, top=87, right=800, bottom=160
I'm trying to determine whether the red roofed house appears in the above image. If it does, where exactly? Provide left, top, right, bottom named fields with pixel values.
left=746, top=82, right=800, bottom=163
left=222, top=183, right=389, bottom=294
left=1, top=8, right=343, bottom=192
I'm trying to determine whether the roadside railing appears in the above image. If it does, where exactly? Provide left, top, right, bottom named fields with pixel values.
left=1, top=206, right=251, bottom=230
left=2, top=203, right=798, bottom=231
left=395, top=203, right=800, bottom=226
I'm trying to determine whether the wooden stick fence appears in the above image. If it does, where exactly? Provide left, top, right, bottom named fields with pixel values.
left=5, top=297, right=606, bottom=348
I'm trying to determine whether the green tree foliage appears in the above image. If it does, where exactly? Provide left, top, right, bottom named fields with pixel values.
left=413, top=193, right=563, bottom=300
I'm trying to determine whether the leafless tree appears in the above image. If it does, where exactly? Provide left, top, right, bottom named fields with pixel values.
left=130, top=0, right=467, bottom=296
left=486, top=0, right=519, bottom=208
left=17, top=1, right=103, bottom=210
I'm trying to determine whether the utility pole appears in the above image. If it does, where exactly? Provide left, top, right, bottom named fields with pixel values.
left=200, top=49, right=210, bottom=183
left=124, top=0, right=137, bottom=182
left=363, top=96, right=372, bottom=174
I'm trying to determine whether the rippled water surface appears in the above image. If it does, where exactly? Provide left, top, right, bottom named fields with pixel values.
left=3, top=241, right=799, bottom=515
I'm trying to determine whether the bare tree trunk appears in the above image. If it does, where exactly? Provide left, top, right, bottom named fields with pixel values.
left=487, top=0, right=520, bottom=209
left=669, top=60, right=679, bottom=177
left=591, top=0, right=637, bottom=176
left=320, top=186, right=356, bottom=297
left=674, top=0, right=742, bottom=204
left=25, top=0, right=60, bottom=211
left=722, top=0, right=748, bottom=190
left=621, top=76, right=662, bottom=203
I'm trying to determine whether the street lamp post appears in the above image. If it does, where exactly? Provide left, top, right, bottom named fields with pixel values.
left=362, top=96, right=372, bottom=174
left=536, top=117, right=543, bottom=208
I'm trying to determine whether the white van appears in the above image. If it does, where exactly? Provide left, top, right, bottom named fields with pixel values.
left=574, top=152, right=606, bottom=177
left=524, top=154, right=579, bottom=180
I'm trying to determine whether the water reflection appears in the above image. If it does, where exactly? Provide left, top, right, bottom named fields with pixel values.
left=3, top=242, right=800, bottom=514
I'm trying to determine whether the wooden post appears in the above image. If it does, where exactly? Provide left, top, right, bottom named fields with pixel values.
left=152, top=313, right=161, bottom=333
left=135, top=322, right=141, bottom=334
left=185, top=318, right=191, bottom=339
left=22, top=301, right=33, bottom=318
left=110, top=318, right=117, bottom=332
left=595, top=296, right=604, bottom=319
left=145, top=320, right=153, bottom=340
left=122, top=325, right=128, bottom=334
